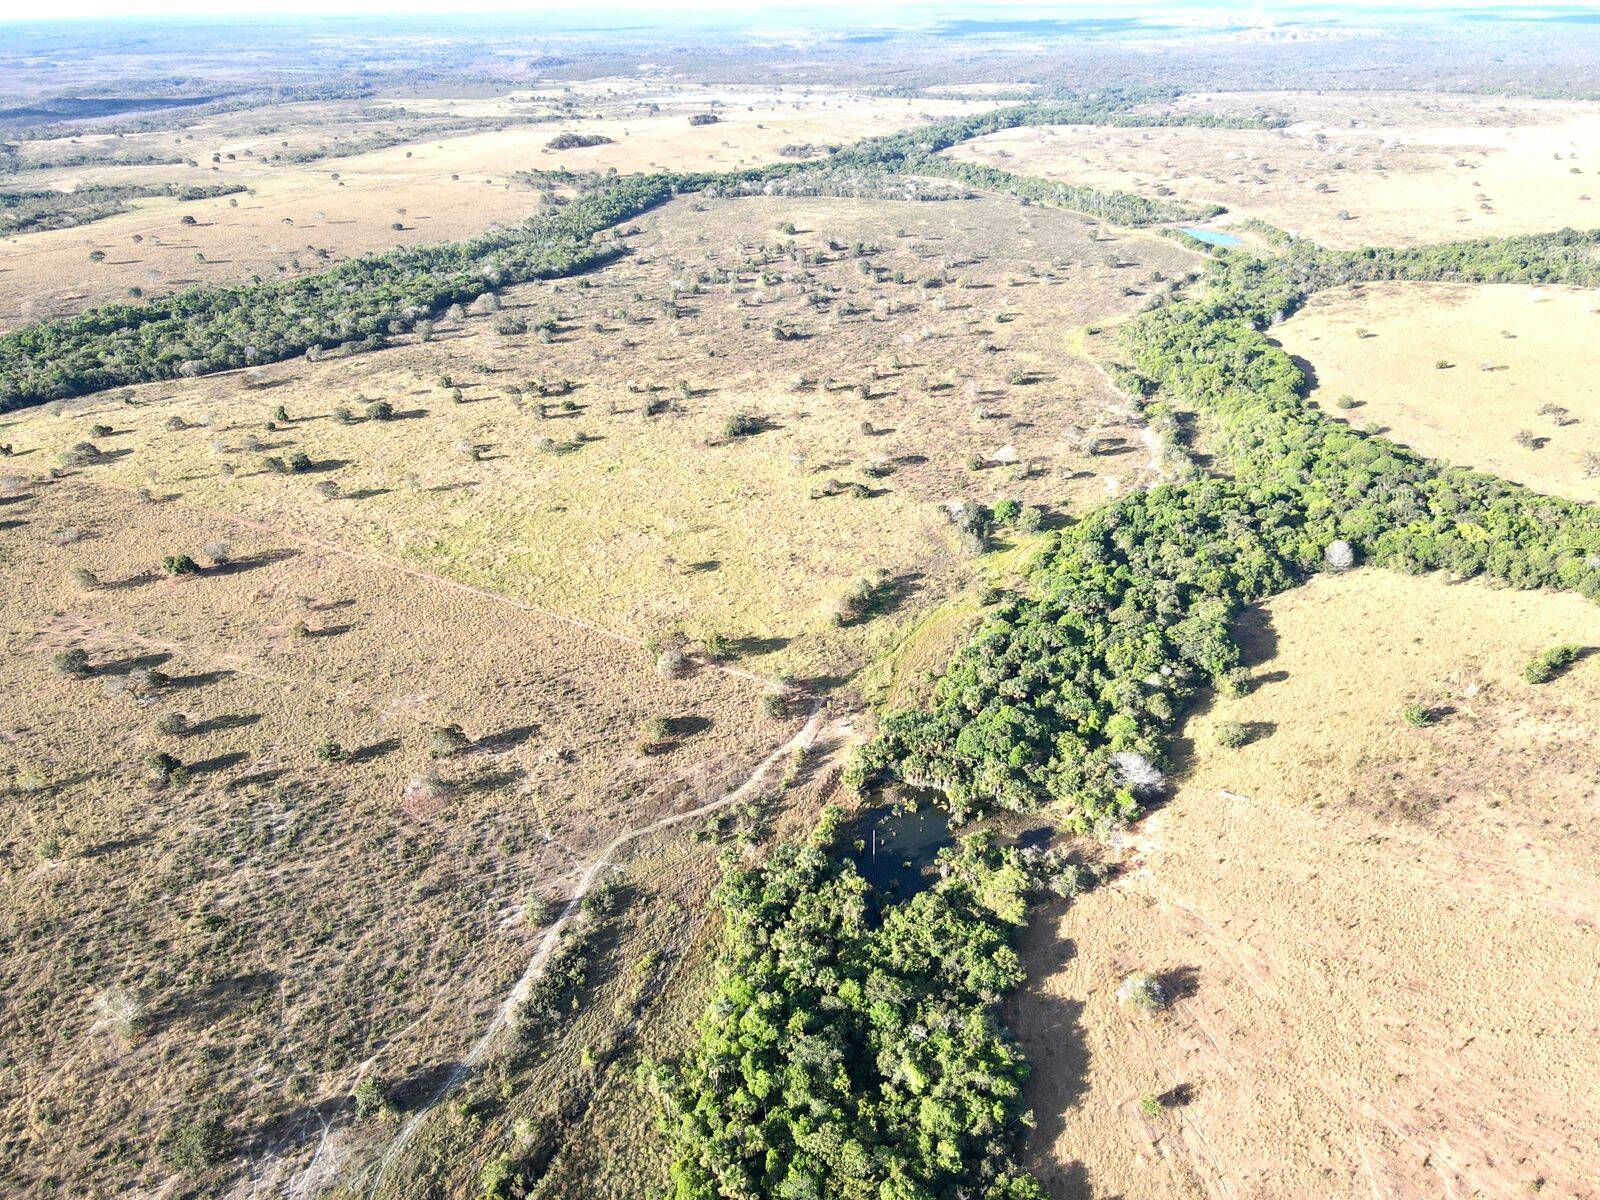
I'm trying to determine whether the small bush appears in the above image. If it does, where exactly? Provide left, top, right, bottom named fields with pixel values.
left=162, top=1115, right=228, bottom=1173
left=52, top=648, right=91, bottom=678
left=145, top=751, right=186, bottom=787
left=162, top=554, right=200, bottom=576
left=1523, top=644, right=1583, bottom=684
left=723, top=412, right=762, bottom=439
left=315, top=738, right=348, bottom=764
left=1116, top=971, right=1168, bottom=1012
left=428, top=724, right=471, bottom=758
left=352, top=1075, right=394, bottom=1120
left=155, top=712, right=189, bottom=737
left=1214, top=720, right=1249, bottom=749
left=1400, top=702, right=1433, bottom=728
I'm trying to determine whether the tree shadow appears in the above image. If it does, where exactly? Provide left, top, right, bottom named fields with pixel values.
left=210, top=547, right=300, bottom=576
left=304, top=623, right=353, bottom=639
left=1158, top=964, right=1202, bottom=1003
left=187, top=750, right=250, bottom=777
left=187, top=713, right=262, bottom=736
left=726, top=634, right=790, bottom=657
left=169, top=668, right=235, bottom=690
left=348, top=737, right=401, bottom=764
left=94, top=651, right=172, bottom=677
left=476, top=724, right=538, bottom=753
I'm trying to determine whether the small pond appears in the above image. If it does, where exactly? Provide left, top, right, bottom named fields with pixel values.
left=847, top=803, right=953, bottom=903
left=1181, top=227, right=1243, bottom=247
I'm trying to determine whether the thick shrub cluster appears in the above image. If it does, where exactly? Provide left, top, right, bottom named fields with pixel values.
left=656, top=810, right=1042, bottom=1200
left=864, top=227, right=1600, bottom=828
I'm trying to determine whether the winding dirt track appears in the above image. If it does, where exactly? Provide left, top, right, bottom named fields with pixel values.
left=345, top=702, right=828, bottom=1197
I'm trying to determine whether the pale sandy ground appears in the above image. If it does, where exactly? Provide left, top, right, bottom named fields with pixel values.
left=948, top=92, right=1600, bottom=247
left=0, top=89, right=998, bottom=328
left=1019, top=569, right=1600, bottom=1200
left=1278, top=280, right=1600, bottom=503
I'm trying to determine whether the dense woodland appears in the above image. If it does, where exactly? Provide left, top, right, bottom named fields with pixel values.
left=862, top=228, right=1600, bottom=824
left=653, top=811, right=1049, bottom=1200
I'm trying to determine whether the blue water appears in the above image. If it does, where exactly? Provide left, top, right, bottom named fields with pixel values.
left=1181, top=228, right=1243, bottom=248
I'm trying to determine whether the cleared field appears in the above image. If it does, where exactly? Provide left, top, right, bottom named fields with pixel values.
left=0, top=193, right=1199, bottom=680
left=947, top=92, right=1600, bottom=247
left=0, top=88, right=997, bottom=327
left=0, top=473, right=792, bottom=1198
left=1018, top=569, right=1600, bottom=1200
left=1277, top=280, right=1600, bottom=504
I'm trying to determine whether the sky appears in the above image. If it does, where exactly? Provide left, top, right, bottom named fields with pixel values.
left=1, top=0, right=1597, bottom=20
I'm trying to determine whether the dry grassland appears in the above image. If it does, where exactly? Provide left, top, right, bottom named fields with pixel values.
left=946, top=92, right=1600, bottom=247
left=0, top=88, right=998, bottom=327
left=0, top=194, right=1198, bottom=681
left=1018, top=569, right=1600, bottom=1200
left=0, top=472, right=791, bottom=1198
left=1276, top=280, right=1600, bottom=504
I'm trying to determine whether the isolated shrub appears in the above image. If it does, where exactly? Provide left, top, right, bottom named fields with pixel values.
left=1214, top=720, right=1249, bottom=749
left=132, top=668, right=169, bottom=694
left=52, top=647, right=91, bottom=678
left=656, top=647, right=688, bottom=678
left=1116, top=971, right=1168, bottom=1012
left=315, top=738, right=348, bottom=764
left=428, top=723, right=471, bottom=758
left=162, top=553, right=200, bottom=576
left=71, top=567, right=100, bottom=590
left=201, top=541, right=231, bottom=567
left=723, top=412, right=762, bottom=439
left=155, top=712, right=189, bottom=737
left=366, top=400, right=394, bottom=421
left=144, top=751, right=186, bottom=787
left=494, top=315, right=528, bottom=336
left=161, top=1115, right=228, bottom=1173
left=1400, top=702, right=1433, bottom=728
left=1524, top=644, right=1583, bottom=684
left=352, top=1075, right=394, bottom=1121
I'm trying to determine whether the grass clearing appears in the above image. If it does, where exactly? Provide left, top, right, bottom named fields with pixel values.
left=1019, top=568, right=1600, bottom=1200
left=946, top=92, right=1600, bottom=248
left=0, top=473, right=790, bottom=1198
left=1277, top=280, right=1600, bottom=503
left=0, top=193, right=1197, bottom=681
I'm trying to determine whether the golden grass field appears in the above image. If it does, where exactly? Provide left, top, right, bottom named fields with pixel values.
left=1017, top=569, right=1600, bottom=1200
left=0, top=470, right=800, bottom=1197
left=6, top=67, right=1600, bottom=1200
left=0, top=87, right=998, bottom=328
left=0, top=193, right=1198, bottom=684
left=1277, top=280, right=1600, bottom=503
left=947, top=92, right=1600, bottom=248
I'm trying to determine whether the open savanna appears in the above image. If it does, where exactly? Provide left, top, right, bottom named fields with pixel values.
left=946, top=92, right=1600, bottom=247
left=0, top=471, right=794, bottom=1199
left=1017, top=569, right=1600, bottom=1200
left=1276, top=280, right=1600, bottom=504
left=0, top=192, right=1198, bottom=681
left=0, top=87, right=998, bottom=327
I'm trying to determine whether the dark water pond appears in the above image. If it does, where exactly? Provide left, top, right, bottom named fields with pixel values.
left=847, top=804, right=953, bottom=902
